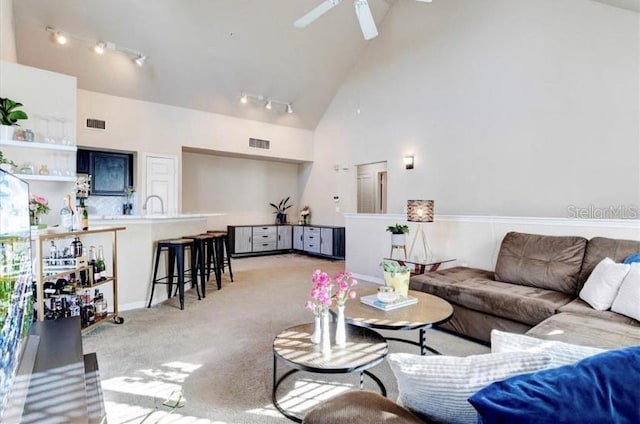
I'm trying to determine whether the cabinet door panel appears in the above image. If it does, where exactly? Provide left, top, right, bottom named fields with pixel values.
left=91, top=152, right=132, bottom=196
left=277, top=226, right=292, bottom=250
left=320, top=228, right=334, bottom=256
left=233, top=227, right=253, bottom=253
left=293, top=226, right=304, bottom=250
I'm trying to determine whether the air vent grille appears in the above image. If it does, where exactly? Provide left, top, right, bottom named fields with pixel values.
left=249, top=138, right=270, bottom=149
left=85, top=118, right=106, bottom=131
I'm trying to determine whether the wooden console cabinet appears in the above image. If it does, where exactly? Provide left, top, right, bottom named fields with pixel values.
left=228, top=224, right=345, bottom=259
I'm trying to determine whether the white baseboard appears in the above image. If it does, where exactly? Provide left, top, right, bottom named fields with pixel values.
left=119, top=301, right=148, bottom=311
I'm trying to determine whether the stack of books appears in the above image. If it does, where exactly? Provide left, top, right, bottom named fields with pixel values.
left=360, top=294, right=418, bottom=311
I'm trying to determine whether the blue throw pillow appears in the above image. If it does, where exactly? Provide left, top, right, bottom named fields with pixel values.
left=468, top=345, right=640, bottom=424
left=623, top=253, right=640, bottom=264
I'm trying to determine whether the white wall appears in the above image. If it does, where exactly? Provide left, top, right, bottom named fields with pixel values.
left=181, top=151, right=300, bottom=228
left=0, top=0, right=16, bottom=62
left=303, top=0, right=640, bottom=224
left=77, top=89, right=314, bottom=213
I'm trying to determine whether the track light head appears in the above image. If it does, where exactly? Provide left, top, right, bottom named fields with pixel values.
left=94, top=42, right=105, bottom=54
left=134, top=55, right=147, bottom=66
left=265, top=100, right=272, bottom=110
left=240, top=93, right=248, bottom=104
left=286, top=104, right=293, bottom=114
left=55, top=32, right=67, bottom=45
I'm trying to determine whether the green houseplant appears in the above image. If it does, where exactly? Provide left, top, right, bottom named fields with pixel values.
left=0, top=150, right=18, bottom=172
left=380, top=260, right=412, bottom=297
left=386, top=223, right=409, bottom=247
left=270, top=197, right=292, bottom=224
left=0, top=97, right=29, bottom=141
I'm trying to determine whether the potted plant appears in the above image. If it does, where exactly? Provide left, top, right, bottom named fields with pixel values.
left=386, top=223, right=409, bottom=247
left=0, top=150, right=18, bottom=173
left=380, top=260, right=412, bottom=297
left=270, top=197, right=292, bottom=224
left=0, top=97, right=29, bottom=141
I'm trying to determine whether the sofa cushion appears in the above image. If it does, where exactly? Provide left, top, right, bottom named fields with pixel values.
left=468, top=346, right=640, bottom=424
left=411, top=274, right=573, bottom=326
left=578, top=236, right=640, bottom=292
left=490, top=330, right=604, bottom=368
left=579, top=257, right=630, bottom=310
left=558, top=299, right=640, bottom=326
left=611, top=263, right=640, bottom=321
left=494, top=232, right=587, bottom=294
left=526, top=312, right=640, bottom=349
left=410, top=266, right=494, bottom=288
left=387, top=351, right=552, bottom=424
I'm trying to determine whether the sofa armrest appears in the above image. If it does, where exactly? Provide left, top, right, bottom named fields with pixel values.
left=302, top=391, right=427, bottom=424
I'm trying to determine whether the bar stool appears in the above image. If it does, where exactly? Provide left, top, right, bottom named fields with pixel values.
left=207, top=230, right=234, bottom=283
left=182, top=234, right=218, bottom=297
left=148, top=239, right=200, bottom=310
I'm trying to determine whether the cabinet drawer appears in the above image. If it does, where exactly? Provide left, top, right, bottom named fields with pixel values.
left=254, top=233, right=276, bottom=243
left=304, top=226, right=321, bottom=235
left=253, top=226, right=277, bottom=237
left=253, top=241, right=277, bottom=252
left=303, top=233, right=318, bottom=244
left=304, top=241, right=321, bottom=253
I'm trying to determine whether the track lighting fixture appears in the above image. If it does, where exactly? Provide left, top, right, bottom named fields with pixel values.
left=239, top=92, right=294, bottom=114
left=54, top=31, right=67, bottom=45
left=94, top=42, right=105, bottom=54
left=134, top=55, right=147, bottom=67
left=45, top=26, right=147, bottom=67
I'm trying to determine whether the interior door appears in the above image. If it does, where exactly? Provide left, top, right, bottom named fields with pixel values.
left=145, top=155, right=177, bottom=215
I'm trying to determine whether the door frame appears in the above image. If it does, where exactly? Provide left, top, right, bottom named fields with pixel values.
left=139, top=152, right=179, bottom=214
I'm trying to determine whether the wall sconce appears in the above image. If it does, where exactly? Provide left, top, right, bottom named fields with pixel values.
left=404, top=155, right=414, bottom=170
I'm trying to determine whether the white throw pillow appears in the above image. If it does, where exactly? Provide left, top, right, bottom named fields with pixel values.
left=490, top=330, right=604, bottom=368
left=387, top=351, right=552, bottom=424
left=579, top=257, right=630, bottom=310
left=611, top=263, right=640, bottom=321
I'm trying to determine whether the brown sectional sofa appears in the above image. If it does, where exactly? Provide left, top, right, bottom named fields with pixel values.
left=409, top=232, right=640, bottom=348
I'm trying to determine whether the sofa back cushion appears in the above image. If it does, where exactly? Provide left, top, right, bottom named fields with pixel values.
left=578, top=237, right=640, bottom=293
left=494, top=232, right=587, bottom=294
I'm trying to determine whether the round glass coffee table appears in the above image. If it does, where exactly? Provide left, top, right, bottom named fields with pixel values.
left=342, top=289, right=454, bottom=355
left=272, top=322, right=388, bottom=422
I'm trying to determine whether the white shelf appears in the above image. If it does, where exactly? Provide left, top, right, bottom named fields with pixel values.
left=0, top=139, right=77, bottom=152
left=17, top=174, right=76, bottom=182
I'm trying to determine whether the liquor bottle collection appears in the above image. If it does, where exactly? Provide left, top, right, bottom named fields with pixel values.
left=35, top=237, right=109, bottom=327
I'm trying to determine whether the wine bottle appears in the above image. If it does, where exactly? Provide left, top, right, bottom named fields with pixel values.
left=88, top=246, right=97, bottom=284
left=60, top=195, right=73, bottom=231
left=82, top=207, right=89, bottom=231
left=96, top=245, right=106, bottom=281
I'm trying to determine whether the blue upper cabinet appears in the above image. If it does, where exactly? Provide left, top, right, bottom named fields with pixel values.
left=89, top=151, right=133, bottom=196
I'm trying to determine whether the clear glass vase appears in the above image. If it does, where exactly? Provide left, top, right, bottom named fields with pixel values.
left=335, top=304, right=346, bottom=346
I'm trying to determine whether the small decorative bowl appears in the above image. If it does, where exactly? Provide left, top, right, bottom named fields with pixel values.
left=377, top=286, right=399, bottom=303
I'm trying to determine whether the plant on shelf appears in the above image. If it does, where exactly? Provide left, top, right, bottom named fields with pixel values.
left=270, top=197, right=292, bottom=224
left=0, top=97, right=29, bottom=126
left=0, top=150, right=18, bottom=172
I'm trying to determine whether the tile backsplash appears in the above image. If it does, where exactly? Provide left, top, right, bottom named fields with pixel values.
left=83, top=194, right=137, bottom=216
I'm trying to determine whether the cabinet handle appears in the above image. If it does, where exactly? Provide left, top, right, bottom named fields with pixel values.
left=262, top=235, right=269, bottom=238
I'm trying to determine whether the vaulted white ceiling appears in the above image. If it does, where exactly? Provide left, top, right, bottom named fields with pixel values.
left=11, top=0, right=639, bottom=130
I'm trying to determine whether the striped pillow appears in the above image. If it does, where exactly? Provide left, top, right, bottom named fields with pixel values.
left=387, top=351, right=552, bottom=424
left=491, top=330, right=604, bottom=368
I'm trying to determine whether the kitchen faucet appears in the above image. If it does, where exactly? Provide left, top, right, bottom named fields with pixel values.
left=142, top=195, right=165, bottom=215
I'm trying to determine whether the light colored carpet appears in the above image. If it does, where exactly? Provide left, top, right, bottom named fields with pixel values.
left=82, top=254, right=489, bottom=424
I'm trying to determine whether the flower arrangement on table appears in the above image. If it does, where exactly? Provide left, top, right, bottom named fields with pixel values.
left=29, top=194, right=50, bottom=225
left=300, top=205, right=311, bottom=225
left=305, top=269, right=358, bottom=348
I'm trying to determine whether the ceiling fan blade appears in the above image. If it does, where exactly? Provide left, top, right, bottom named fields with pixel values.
left=294, top=0, right=342, bottom=28
left=354, top=0, right=378, bottom=40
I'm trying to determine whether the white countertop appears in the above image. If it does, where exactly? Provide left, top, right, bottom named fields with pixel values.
left=92, top=213, right=225, bottom=223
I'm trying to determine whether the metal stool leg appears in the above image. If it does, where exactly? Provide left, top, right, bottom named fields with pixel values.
left=224, top=235, right=234, bottom=282
left=148, top=244, right=163, bottom=308
left=176, top=246, right=185, bottom=310
left=167, top=248, right=176, bottom=298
